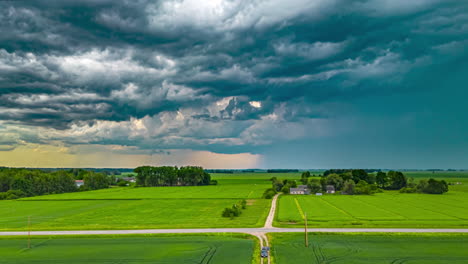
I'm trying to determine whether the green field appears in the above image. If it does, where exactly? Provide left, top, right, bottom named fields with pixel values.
left=0, top=173, right=292, bottom=231
left=1, top=171, right=468, bottom=231
left=269, top=233, right=468, bottom=264
left=0, top=234, right=255, bottom=264
left=0, top=199, right=269, bottom=230
left=276, top=173, right=468, bottom=228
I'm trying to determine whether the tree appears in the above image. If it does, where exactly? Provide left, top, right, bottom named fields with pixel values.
left=351, top=169, right=369, bottom=183
left=0, top=168, right=77, bottom=199
left=322, top=174, right=344, bottom=191
left=133, top=166, right=211, bottom=187
left=300, top=171, right=311, bottom=184
left=263, top=188, right=277, bottom=199
left=342, top=180, right=355, bottom=195
left=84, top=172, right=109, bottom=190
left=417, top=178, right=448, bottom=194
left=354, top=180, right=375, bottom=195
left=272, top=179, right=284, bottom=192
left=376, top=171, right=388, bottom=188
left=387, top=171, right=407, bottom=190
left=281, top=185, right=290, bottom=194
left=307, top=179, right=322, bottom=194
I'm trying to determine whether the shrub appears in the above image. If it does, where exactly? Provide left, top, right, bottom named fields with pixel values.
left=281, top=186, right=290, bottom=194
left=117, top=180, right=129, bottom=187
left=399, top=187, right=417, bottom=193
left=354, top=180, right=379, bottom=195
left=209, top=180, right=218, bottom=185
left=221, top=203, right=244, bottom=218
left=418, top=178, right=448, bottom=194
left=0, top=189, right=27, bottom=200
left=263, top=188, right=277, bottom=199
left=240, top=199, right=247, bottom=209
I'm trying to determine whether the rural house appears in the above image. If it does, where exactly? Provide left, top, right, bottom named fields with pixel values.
left=290, top=185, right=311, bottom=195
left=326, top=185, right=335, bottom=194
left=122, top=177, right=136, bottom=183
left=75, top=180, right=84, bottom=188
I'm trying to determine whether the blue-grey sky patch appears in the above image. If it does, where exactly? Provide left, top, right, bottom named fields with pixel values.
left=0, top=0, right=467, bottom=168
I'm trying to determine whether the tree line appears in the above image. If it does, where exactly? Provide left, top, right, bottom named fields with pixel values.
left=270, top=169, right=449, bottom=195
left=0, top=168, right=111, bottom=200
left=134, top=166, right=215, bottom=187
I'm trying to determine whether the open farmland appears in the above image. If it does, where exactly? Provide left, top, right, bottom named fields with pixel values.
left=0, top=234, right=255, bottom=264
left=0, top=198, right=269, bottom=231
left=0, top=173, right=294, bottom=231
left=269, top=233, right=468, bottom=264
left=20, top=173, right=297, bottom=200
left=276, top=172, right=468, bottom=228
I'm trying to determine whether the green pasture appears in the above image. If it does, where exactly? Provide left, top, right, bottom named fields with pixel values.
left=1, top=173, right=291, bottom=231
left=0, top=234, right=255, bottom=264
left=0, top=198, right=269, bottom=231
left=2, top=171, right=468, bottom=231
left=276, top=188, right=468, bottom=228
left=269, top=233, right=468, bottom=264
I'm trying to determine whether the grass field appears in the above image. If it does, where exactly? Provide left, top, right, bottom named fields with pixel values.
left=269, top=233, right=468, bottom=264
left=276, top=173, right=468, bottom=228
left=0, top=234, right=255, bottom=264
left=2, top=171, right=468, bottom=231
left=0, top=198, right=270, bottom=230
left=0, top=173, right=297, bottom=231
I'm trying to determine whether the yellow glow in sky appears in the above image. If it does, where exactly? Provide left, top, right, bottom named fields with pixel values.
left=0, top=143, right=261, bottom=169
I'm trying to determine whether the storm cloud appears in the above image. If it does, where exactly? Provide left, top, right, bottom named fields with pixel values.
left=1, top=0, right=467, bottom=167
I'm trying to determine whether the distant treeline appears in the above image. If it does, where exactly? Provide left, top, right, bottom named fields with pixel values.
left=267, top=169, right=299, bottom=173
left=0, top=168, right=111, bottom=200
left=323, top=169, right=381, bottom=176
left=134, top=166, right=215, bottom=187
left=204, top=169, right=265, bottom=173
left=284, top=169, right=449, bottom=195
left=205, top=169, right=234, bottom=174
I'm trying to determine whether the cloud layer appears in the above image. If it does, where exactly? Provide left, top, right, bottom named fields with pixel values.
left=1, top=0, right=467, bottom=167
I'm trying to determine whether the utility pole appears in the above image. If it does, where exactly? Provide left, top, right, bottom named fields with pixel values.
left=27, top=216, right=31, bottom=249
left=304, top=212, right=308, bottom=247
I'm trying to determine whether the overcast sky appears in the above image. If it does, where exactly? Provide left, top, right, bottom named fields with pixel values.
left=0, top=0, right=467, bottom=169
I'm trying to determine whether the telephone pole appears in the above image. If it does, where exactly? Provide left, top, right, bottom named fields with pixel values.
left=27, top=216, right=31, bottom=249
left=304, top=212, right=308, bottom=247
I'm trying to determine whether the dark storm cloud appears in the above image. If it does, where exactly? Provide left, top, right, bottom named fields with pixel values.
left=1, top=0, right=467, bottom=152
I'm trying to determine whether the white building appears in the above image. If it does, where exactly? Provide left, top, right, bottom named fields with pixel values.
left=75, top=180, right=84, bottom=187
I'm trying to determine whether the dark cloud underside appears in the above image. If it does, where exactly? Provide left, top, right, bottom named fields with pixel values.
left=0, top=0, right=467, bottom=167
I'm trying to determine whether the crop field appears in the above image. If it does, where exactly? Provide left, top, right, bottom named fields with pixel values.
left=0, top=198, right=270, bottom=231
left=276, top=173, right=468, bottom=228
left=0, top=234, right=254, bottom=264
left=0, top=173, right=296, bottom=231
left=269, top=233, right=468, bottom=264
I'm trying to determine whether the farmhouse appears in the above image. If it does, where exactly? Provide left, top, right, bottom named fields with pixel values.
left=122, top=177, right=136, bottom=183
left=75, top=180, right=84, bottom=187
left=326, top=185, right=335, bottom=194
left=290, top=185, right=310, bottom=195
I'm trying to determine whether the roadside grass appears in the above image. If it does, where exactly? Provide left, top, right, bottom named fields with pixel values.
left=275, top=173, right=468, bottom=228
left=0, top=234, right=255, bottom=264
left=268, top=232, right=468, bottom=264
